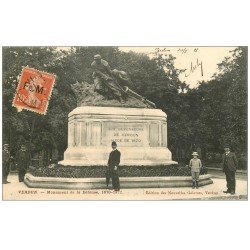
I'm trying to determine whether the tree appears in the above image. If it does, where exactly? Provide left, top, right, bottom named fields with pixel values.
left=2, top=47, right=80, bottom=160
left=2, top=46, right=247, bottom=167
left=180, top=47, right=248, bottom=161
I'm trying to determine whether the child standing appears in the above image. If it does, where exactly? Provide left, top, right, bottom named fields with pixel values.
left=189, top=152, right=202, bottom=189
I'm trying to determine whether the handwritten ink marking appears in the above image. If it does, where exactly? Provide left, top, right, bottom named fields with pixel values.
left=177, top=48, right=187, bottom=54
left=185, top=58, right=204, bottom=77
left=155, top=48, right=170, bottom=53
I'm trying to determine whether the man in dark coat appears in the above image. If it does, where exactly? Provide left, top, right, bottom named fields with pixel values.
left=2, top=144, right=11, bottom=184
left=15, top=144, right=30, bottom=182
left=106, top=141, right=121, bottom=191
left=222, top=145, right=238, bottom=195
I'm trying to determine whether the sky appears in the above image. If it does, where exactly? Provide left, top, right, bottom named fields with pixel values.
left=119, top=47, right=236, bottom=88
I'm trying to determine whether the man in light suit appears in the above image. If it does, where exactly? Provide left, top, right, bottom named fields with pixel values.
left=222, top=145, right=238, bottom=195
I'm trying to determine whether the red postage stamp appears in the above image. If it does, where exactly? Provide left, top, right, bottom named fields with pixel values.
left=12, top=67, right=56, bottom=115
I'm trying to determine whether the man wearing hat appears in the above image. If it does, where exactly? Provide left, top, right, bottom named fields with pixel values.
left=222, top=145, right=238, bottom=195
left=15, top=144, right=30, bottom=182
left=106, top=141, right=121, bottom=191
left=2, top=144, right=11, bottom=184
left=189, top=152, right=202, bottom=189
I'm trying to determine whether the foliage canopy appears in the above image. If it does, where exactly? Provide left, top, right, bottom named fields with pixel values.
left=2, top=47, right=247, bottom=165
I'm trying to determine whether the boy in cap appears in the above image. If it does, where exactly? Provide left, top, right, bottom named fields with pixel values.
left=189, top=152, right=202, bottom=189
left=222, top=145, right=238, bottom=195
left=106, top=141, right=121, bottom=191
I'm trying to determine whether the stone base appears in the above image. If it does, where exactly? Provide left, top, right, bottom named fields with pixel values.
left=24, top=173, right=213, bottom=189
left=59, top=147, right=177, bottom=166
left=59, top=106, right=176, bottom=166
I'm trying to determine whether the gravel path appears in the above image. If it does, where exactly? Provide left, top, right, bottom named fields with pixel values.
left=3, top=172, right=247, bottom=201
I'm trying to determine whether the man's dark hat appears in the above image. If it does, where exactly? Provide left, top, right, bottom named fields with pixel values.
left=224, top=145, right=230, bottom=148
left=111, top=141, right=117, bottom=146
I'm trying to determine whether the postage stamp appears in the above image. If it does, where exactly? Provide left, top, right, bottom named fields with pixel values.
left=12, top=67, right=56, bottom=115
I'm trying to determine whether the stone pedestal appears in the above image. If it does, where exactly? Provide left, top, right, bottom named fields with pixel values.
left=59, top=106, right=177, bottom=166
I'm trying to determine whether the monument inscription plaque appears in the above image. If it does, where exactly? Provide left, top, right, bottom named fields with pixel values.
left=103, top=122, right=147, bottom=147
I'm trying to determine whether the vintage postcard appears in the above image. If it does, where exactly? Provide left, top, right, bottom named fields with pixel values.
left=2, top=46, right=247, bottom=200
